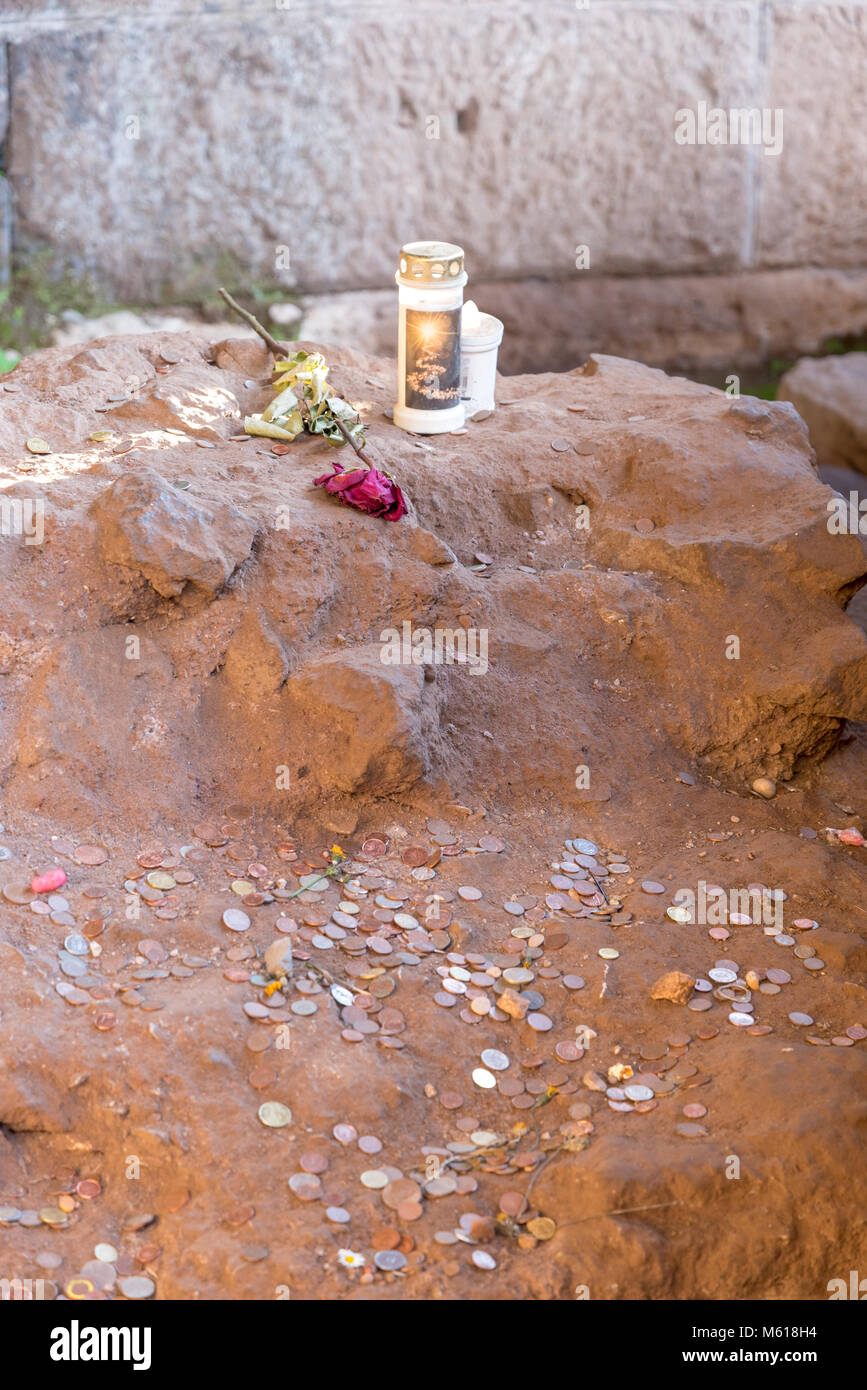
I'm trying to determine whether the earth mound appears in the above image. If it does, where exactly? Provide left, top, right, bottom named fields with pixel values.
left=0, top=333, right=865, bottom=832
left=0, top=335, right=865, bottom=1303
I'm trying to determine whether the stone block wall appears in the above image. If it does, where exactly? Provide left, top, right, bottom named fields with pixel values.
left=0, top=1, right=865, bottom=365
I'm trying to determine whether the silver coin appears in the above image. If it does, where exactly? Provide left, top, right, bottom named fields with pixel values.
left=571, top=839, right=598, bottom=856
left=117, top=1275, right=156, bottom=1299
left=374, top=1249, right=407, bottom=1271
left=64, top=933, right=90, bottom=956
left=667, top=906, right=692, bottom=923
left=480, top=1049, right=510, bottom=1072
left=360, top=1170, right=388, bottom=1189
left=291, top=1000, right=318, bottom=1016
left=708, top=967, right=737, bottom=983
left=81, top=1259, right=116, bottom=1287
left=472, top=1067, right=497, bottom=1089
left=623, top=1084, right=654, bottom=1102
left=728, top=1011, right=753, bottom=1026
left=472, top=1250, right=497, bottom=1269
left=288, top=1172, right=321, bottom=1195
left=331, top=985, right=354, bottom=1006
left=57, top=954, right=87, bottom=977
left=222, top=908, right=251, bottom=932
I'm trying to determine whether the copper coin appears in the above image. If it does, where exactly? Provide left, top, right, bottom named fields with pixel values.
left=846, top=1025, right=867, bottom=1040
left=694, top=1025, right=719, bottom=1040
left=248, top=1066, right=277, bottom=1089
left=498, top=1077, right=525, bottom=1096
left=512, top=1094, right=536, bottom=1109
left=831, top=1036, right=855, bottom=1047
left=382, top=1178, right=422, bottom=1209
left=76, top=1179, right=101, bottom=1199
left=3, top=883, right=36, bottom=905
left=682, top=1103, right=707, bottom=1118
left=74, top=845, right=108, bottom=866
left=373, top=1226, right=401, bottom=1250
left=300, top=1152, right=329, bottom=1174
left=499, top=1191, right=525, bottom=1217
left=362, top=838, right=388, bottom=857
left=439, top=1091, right=464, bottom=1110
left=402, top=848, right=428, bottom=867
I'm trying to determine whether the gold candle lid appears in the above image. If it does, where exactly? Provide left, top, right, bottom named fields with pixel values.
left=398, top=241, right=465, bottom=284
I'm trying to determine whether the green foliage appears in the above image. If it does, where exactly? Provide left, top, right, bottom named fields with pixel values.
left=0, top=249, right=119, bottom=360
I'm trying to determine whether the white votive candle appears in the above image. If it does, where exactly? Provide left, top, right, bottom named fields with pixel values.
left=460, top=300, right=504, bottom=417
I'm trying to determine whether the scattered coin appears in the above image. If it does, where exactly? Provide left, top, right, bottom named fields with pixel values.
left=258, top=1101, right=292, bottom=1127
left=480, top=1049, right=510, bottom=1072
left=472, top=1067, right=497, bottom=1089
left=117, top=1275, right=156, bottom=1299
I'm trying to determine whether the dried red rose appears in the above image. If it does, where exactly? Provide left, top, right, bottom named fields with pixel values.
left=313, top=464, right=407, bottom=521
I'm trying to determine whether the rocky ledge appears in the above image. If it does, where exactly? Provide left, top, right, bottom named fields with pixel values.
left=0, top=334, right=865, bottom=832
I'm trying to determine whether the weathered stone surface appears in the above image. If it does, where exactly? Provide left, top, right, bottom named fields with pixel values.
left=758, top=3, right=867, bottom=269
left=51, top=309, right=255, bottom=350
left=778, top=353, right=867, bottom=476
left=219, top=608, right=288, bottom=700
left=1, top=332, right=865, bottom=822
left=21, top=266, right=867, bottom=384
left=90, top=468, right=257, bottom=598
left=405, top=526, right=457, bottom=567
left=6, top=4, right=753, bottom=298
left=0, top=42, right=9, bottom=287
left=9, top=627, right=177, bottom=820
left=284, top=644, right=442, bottom=796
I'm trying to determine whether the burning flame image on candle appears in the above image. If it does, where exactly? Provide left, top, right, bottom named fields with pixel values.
left=405, top=308, right=461, bottom=405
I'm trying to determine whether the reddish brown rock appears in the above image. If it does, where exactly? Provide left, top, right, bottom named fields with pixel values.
left=91, top=467, right=257, bottom=599
left=0, top=332, right=863, bottom=820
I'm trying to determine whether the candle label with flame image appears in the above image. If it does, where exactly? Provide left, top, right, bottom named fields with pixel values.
left=404, top=308, right=462, bottom=410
